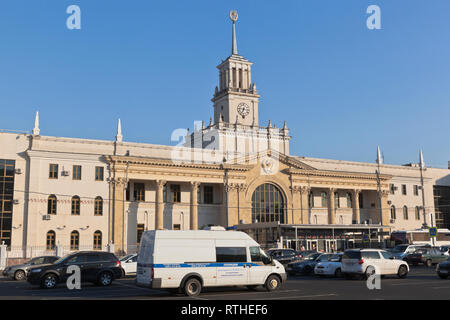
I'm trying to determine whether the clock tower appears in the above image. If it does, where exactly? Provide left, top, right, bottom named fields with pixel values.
left=212, top=10, right=260, bottom=126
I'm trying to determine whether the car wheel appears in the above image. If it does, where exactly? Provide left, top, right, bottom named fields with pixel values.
left=426, top=259, right=433, bottom=268
left=40, top=274, right=58, bottom=289
left=438, top=273, right=448, bottom=279
left=265, top=275, right=281, bottom=292
left=184, top=278, right=202, bottom=297
left=97, top=272, right=113, bottom=286
left=14, top=270, right=26, bottom=281
left=397, top=265, right=408, bottom=279
left=334, top=268, right=342, bottom=278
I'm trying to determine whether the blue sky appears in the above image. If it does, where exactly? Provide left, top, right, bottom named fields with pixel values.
left=1, top=0, right=449, bottom=168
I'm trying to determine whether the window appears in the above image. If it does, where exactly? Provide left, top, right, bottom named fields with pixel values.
left=48, top=195, right=57, bottom=215
left=346, top=193, right=352, bottom=208
left=250, top=246, right=271, bottom=264
left=321, top=192, right=328, bottom=207
left=137, top=224, right=145, bottom=243
left=0, top=159, right=15, bottom=246
left=70, top=231, right=79, bottom=250
left=403, top=206, right=408, bottom=220
left=381, top=251, right=393, bottom=259
left=173, top=224, right=181, bottom=230
left=46, top=230, right=56, bottom=250
left=170, top=184, right=181, bottom=203
left=49, top=164, right=58, bottom=179
left=414, top=185, right=419, bottom=196
left=94, top=196, right=103, bottom=216
left=95, top=167, right=104, bottom=181
left=402, top=184, right=407, bottom=195
left=72, top=165, right=81, bottom=180
left=133, top=183, right=145, bottom=202
left=391, top=206, right=396, bottom=220
left=203, top=186, right=213, bottom=204
left=251, top=183, right=287, bottom=223
left=389, top=184, right=395, bottom=195
left=362, top=251, right=381, bottom=259
left=415, top=206, right=421, bottom=220
left=359, top=192, right=364, bottom=209
left=93, top=231, right=102, bottom=250
left=334, top=192, right=340, bottom=208
left=71, top=196, right=80, bottom=215
left=216, top=247, right=247, bottom=263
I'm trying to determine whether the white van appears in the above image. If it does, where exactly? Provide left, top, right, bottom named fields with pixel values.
left=136, top=230, right=287, bottom=296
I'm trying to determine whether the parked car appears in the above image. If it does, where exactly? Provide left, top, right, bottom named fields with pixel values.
left=314, top=253, right=343, bottom=277
left=389, top=244, right=430, bottom=260
left=266, top=248, right=301, bottom=265
left=286, top=253, right=331, bottom=275
left=2, top=256, right=60, bottom=281
left=120, top=253, right=138, bottom=276
left=297, top=250, right=318, bottom=259
left=439, top=246, right=450, bottom=256
left=403, top=247, right=447, bottom=267
left=27, top=251, right=122, bottom=289
left=436, top=257, right=450, bottom=279
left=341, top=249, right=409, bottom=279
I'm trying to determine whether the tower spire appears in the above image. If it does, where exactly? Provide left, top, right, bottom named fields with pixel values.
left=32, top=111, right=40, bottom=135
left=116, top=118, right=123, bottom=142
left=230, top=10, right=238, bottom=55
left=376, top=146, right=383, bottom=165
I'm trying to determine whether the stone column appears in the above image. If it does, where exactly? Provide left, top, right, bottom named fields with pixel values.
left=111, top=177, right=126, bottom=253
left=352, top=189, right=361, bottom=224
left=155, top=180, right=166, bottom=230
left=380, top=190, right=390, bottom=226
left=190, top=182, right=200, bottom=230
left=328, top=188, right=336, bottom=225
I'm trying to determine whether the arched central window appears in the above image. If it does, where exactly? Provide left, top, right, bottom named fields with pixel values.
left=251, top=183, right=286, bottom=223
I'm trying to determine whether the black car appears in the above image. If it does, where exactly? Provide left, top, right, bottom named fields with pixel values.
left=286, top=253, right=331, bottom=275
left=2, top=256, right=60, bottom=280
left=266, top=249, right=301, bottom=265
left=27, top=251, right=122, bottom=289
left=436, top=257, right=450, bottom=279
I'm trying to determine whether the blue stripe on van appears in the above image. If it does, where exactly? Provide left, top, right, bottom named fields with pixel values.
left=137, top=262, right=261, bottom=268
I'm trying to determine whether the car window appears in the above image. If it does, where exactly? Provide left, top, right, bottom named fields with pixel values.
left=283, top=250, right=294, bottom=257
left=131, top=255, right=138, bottom=262
left=31, top=257, right=45, bottom=265
left=362, top=251, right=381, bottom=259
left=343, top=251, right=361, bottom=260
left=66, top=255, right=87, bottom=264
left=317, top=254, right=330, bottom=262
left=330, top=254, right=341, bottom=262
left=45, top=257, right=58, bottom=264
left=381, top=251, right=393, bottom=259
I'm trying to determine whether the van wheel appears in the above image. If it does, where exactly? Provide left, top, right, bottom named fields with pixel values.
left=184, top=278, right=202, bottom=297
left=397, top=265, right=408, bottom=279
left=425, top=259, right=433, bottom=268
left=265, top=275, right=281, bottom=292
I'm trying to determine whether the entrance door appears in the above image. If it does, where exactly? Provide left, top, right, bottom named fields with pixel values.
left=307, top=240, right=318, bottom=251
left=326, top=240, right=337, bottom=253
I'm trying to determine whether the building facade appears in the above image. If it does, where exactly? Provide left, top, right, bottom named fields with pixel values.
left=1, top=13, right=450, bottom=256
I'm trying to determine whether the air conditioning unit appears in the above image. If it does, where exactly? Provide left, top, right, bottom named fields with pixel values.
left=61, top=171, right=69, bottom=176
left=13, top=199, right=19, bottom=205
left=42, top=215, right=51, bottom=221
left=390, top=219, right=396, bottom=224
left=14, top=168, right=22, bottom=174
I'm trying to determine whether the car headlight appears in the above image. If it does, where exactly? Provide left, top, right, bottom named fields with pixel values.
left=31, top=269, right=42, bottom=273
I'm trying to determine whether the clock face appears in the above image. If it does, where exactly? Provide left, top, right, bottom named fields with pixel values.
left=237, top=103, right=250, bottom=117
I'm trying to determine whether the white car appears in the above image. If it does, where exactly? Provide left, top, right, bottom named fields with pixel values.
left=341, top=249, right=409, bottom=279
left=120, top=253, right=138, bottom=276
left=314, top=253, right=343, bottom=277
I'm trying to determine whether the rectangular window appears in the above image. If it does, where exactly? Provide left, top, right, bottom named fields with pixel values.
left=49, top=164, right=58, bottom=179
left=173, top=224, right=181, bottom=230
left=170, top=184, right=181, bottom=203
left=133, top=183, right=145, bottom=202
left=402, top=184, right=407, bottom=195
left=95, top=167, right=104, bottom=181
left=414, top=185, right=419, bottom=196
left=321, top=192, right=328, bottom=207
left=216, top=247, right=247, bottom=263
left=389, top=184, right=395, bottom=195
left=72, top=165, right=81, bottom=180
left=203, top=186, right=213, bottom=204
left=137, top=224, right=145, bottom=243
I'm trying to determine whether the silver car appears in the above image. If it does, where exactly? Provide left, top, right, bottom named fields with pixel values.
left=2, top=256, right=60, bottom=280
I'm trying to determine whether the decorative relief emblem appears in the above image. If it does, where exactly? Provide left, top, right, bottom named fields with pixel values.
left=261, top=158, right=274, bottom=175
